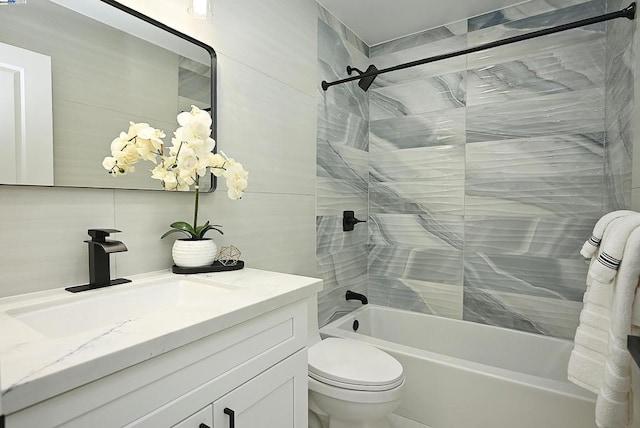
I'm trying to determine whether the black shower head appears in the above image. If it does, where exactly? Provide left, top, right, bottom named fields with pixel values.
left=358, top=64, right=379, bottom=92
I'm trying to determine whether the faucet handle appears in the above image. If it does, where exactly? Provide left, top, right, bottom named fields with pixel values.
left=343, top=211, right=366, bottom=232
left=88, top=228, right=121, bottom=242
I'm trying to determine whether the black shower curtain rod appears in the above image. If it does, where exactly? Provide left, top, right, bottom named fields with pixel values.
left=321, top=2, right=637, bottom=92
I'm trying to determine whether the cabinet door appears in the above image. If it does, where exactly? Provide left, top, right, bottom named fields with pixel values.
left=213, top=350, right=307, bottom=428
left=172, top=405, right=212, bottom=428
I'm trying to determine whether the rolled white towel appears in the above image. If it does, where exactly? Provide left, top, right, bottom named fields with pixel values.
left=580, top=288, right=640, bottom=337
left=597, top=349, right=632, bottom=428
left=596, top=392, right=631, bottom=428
left=569, top=259, right=613, bottom=394
left=584, top=277, right=614, bottom=312
left=589, top=215, right=640, bottom=284
left=581, top=211, right=637, bottom=258
left=579, top=310, right=610, bottom=335
left=574, top=324, right=607, bottom=355
left=569, top=345, right=607, bottom=394
left=595, top=226, right=640, bottom=428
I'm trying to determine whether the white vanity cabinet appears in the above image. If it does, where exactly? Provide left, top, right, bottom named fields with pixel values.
left=5, top=298, right=310, bottom=428
left=165, top=350, right=306, bottom=428
left=171, top=405, right=212, bottom=428
left=211, top=349, right=305, bottom=428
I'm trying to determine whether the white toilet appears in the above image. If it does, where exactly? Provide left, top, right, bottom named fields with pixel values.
left=307, top=295, right=405, bottom=428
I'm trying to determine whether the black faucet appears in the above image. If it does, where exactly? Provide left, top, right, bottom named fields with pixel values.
left=346, top=290, right=368, bottom=305
left=66, top=229, right=131, bottom=293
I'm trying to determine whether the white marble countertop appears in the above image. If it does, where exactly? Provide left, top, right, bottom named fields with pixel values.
left=0, top=268, right=322, bottom=415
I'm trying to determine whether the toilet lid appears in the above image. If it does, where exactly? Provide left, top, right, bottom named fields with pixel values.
left=308, top=338, right=404, bottom=391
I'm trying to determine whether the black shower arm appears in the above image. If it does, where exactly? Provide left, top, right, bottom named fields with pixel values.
left=321, top=2, right=636, bottom=91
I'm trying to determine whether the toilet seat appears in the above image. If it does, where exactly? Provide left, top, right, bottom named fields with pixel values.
left=308, top=338, right=404, bottom=392
left=308, top=376, right=405, bottom=405
left=309, top=370, right=405, bottom=391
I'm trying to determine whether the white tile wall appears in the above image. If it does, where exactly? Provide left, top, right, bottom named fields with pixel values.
left=192, top=191, right=317, bottom=276
left=113, top=189, right=317, bottom=279
left=208, top=0, right=318, bottom=96
left=112, top=189, right=194, bottom=277
left=0, top=0, right=318, bottom=298
left=0, top=186, right=115, bottom=296
left=216, top=53, right=317, bottom=195
left=117, top=0, right=317, bottom=97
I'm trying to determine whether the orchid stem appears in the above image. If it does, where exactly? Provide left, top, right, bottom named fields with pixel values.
left=194, top=177, right=200, bottom=233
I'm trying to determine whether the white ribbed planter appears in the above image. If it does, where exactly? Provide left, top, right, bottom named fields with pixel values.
left=172, top=238, right=218, bottom=268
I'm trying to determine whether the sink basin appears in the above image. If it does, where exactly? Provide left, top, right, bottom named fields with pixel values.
left=7, top=277, right=236, bottom=338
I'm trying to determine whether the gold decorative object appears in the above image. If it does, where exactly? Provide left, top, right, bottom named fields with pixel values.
left=216, top=245, right=241, bottom=266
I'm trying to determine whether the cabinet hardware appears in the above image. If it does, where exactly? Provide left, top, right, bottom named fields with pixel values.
left=198, top=424, right=211, bottom=428
left=223, top=408, right=235, bottom=428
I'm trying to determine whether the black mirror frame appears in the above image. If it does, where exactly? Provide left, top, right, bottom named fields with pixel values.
left=99, top=0, right=218, bottom=192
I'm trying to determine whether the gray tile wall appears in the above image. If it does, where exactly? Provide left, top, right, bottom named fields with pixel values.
left=605, top=0, right=635, bottom=211
left=316, top=6, right=370, bottom=326
left=317, top=0, right=634, bottom=339
left=368, top=20, right=469, bottom=324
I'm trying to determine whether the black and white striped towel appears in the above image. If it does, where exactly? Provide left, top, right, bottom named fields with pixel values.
left=580, top=210, right=636, bottom=259
left=589, top=215, right=640, bottom=284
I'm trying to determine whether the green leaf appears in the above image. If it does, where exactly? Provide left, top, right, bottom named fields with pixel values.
left=194, top=221, right=210, bottom=238
left=160, top=221, right=224, bottom=239
left=160, top=221, right=198, bottom=239
left=169, top=221, right=197, bottom=234
left=200, top=224, right=224, bottom=238
left=160, top=229, right=192, bottom=239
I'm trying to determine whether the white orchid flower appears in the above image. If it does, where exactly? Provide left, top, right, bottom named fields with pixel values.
left=104, top=106, right=248, bottom=241
left=223, top=162, right=248, bottom=199
left=126, top=122, right=150, bottom=139
left=162, top=170, right=178, bottom=188
left=150, top=164, right=169, bottom=181
left=176, top=176, right=193, bottom=191
left=102, top=156, right=128, bottom=175
left=110, top=134, right=130, bottom=154
left=137, top=143, right=158, bottom=164
left=227, top=186, right=244, bottom=200
left=176, top=146, right=198, bottom=171
left=114, top=144, right=139, bottom=164
left=177, top=105, right=212, bottom=129
left=137, top=126, right=165, bottom=151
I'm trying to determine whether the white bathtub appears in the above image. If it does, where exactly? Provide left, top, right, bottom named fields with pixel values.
left=319, top=304, right=596, bottom=428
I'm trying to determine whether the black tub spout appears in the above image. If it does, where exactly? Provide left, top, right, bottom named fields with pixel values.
left=346, top=290, right=368, bottom=305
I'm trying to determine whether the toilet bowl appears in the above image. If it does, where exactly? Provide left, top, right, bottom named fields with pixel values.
left=307, top=296, right=404, bottom=428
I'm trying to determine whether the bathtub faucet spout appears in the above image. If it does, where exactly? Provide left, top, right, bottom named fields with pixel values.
left=346, top=290, right=368, bottom=305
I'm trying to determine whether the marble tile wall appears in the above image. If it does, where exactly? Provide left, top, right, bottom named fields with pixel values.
left=605, top=0, right=635, bottom=211
left=368, top=20, right=468, bottom=322
left=633, top=4, right=640, bottom=210
left=364, top=0, right=633, bottom=339
left=316, top=5, right=370, bottom=326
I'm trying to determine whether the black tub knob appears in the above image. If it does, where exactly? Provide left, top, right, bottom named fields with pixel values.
left=343, top=211, right=366, bottom=232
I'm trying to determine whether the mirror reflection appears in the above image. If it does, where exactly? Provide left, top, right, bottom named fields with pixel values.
left=0, top=0, right=215, bottom=190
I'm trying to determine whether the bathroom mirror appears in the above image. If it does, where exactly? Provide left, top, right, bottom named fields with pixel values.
left=0, top=0, right=216, bottom=191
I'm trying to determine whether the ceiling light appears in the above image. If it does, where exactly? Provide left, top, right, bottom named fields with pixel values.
left=188, top=0, right=211, bottom=19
